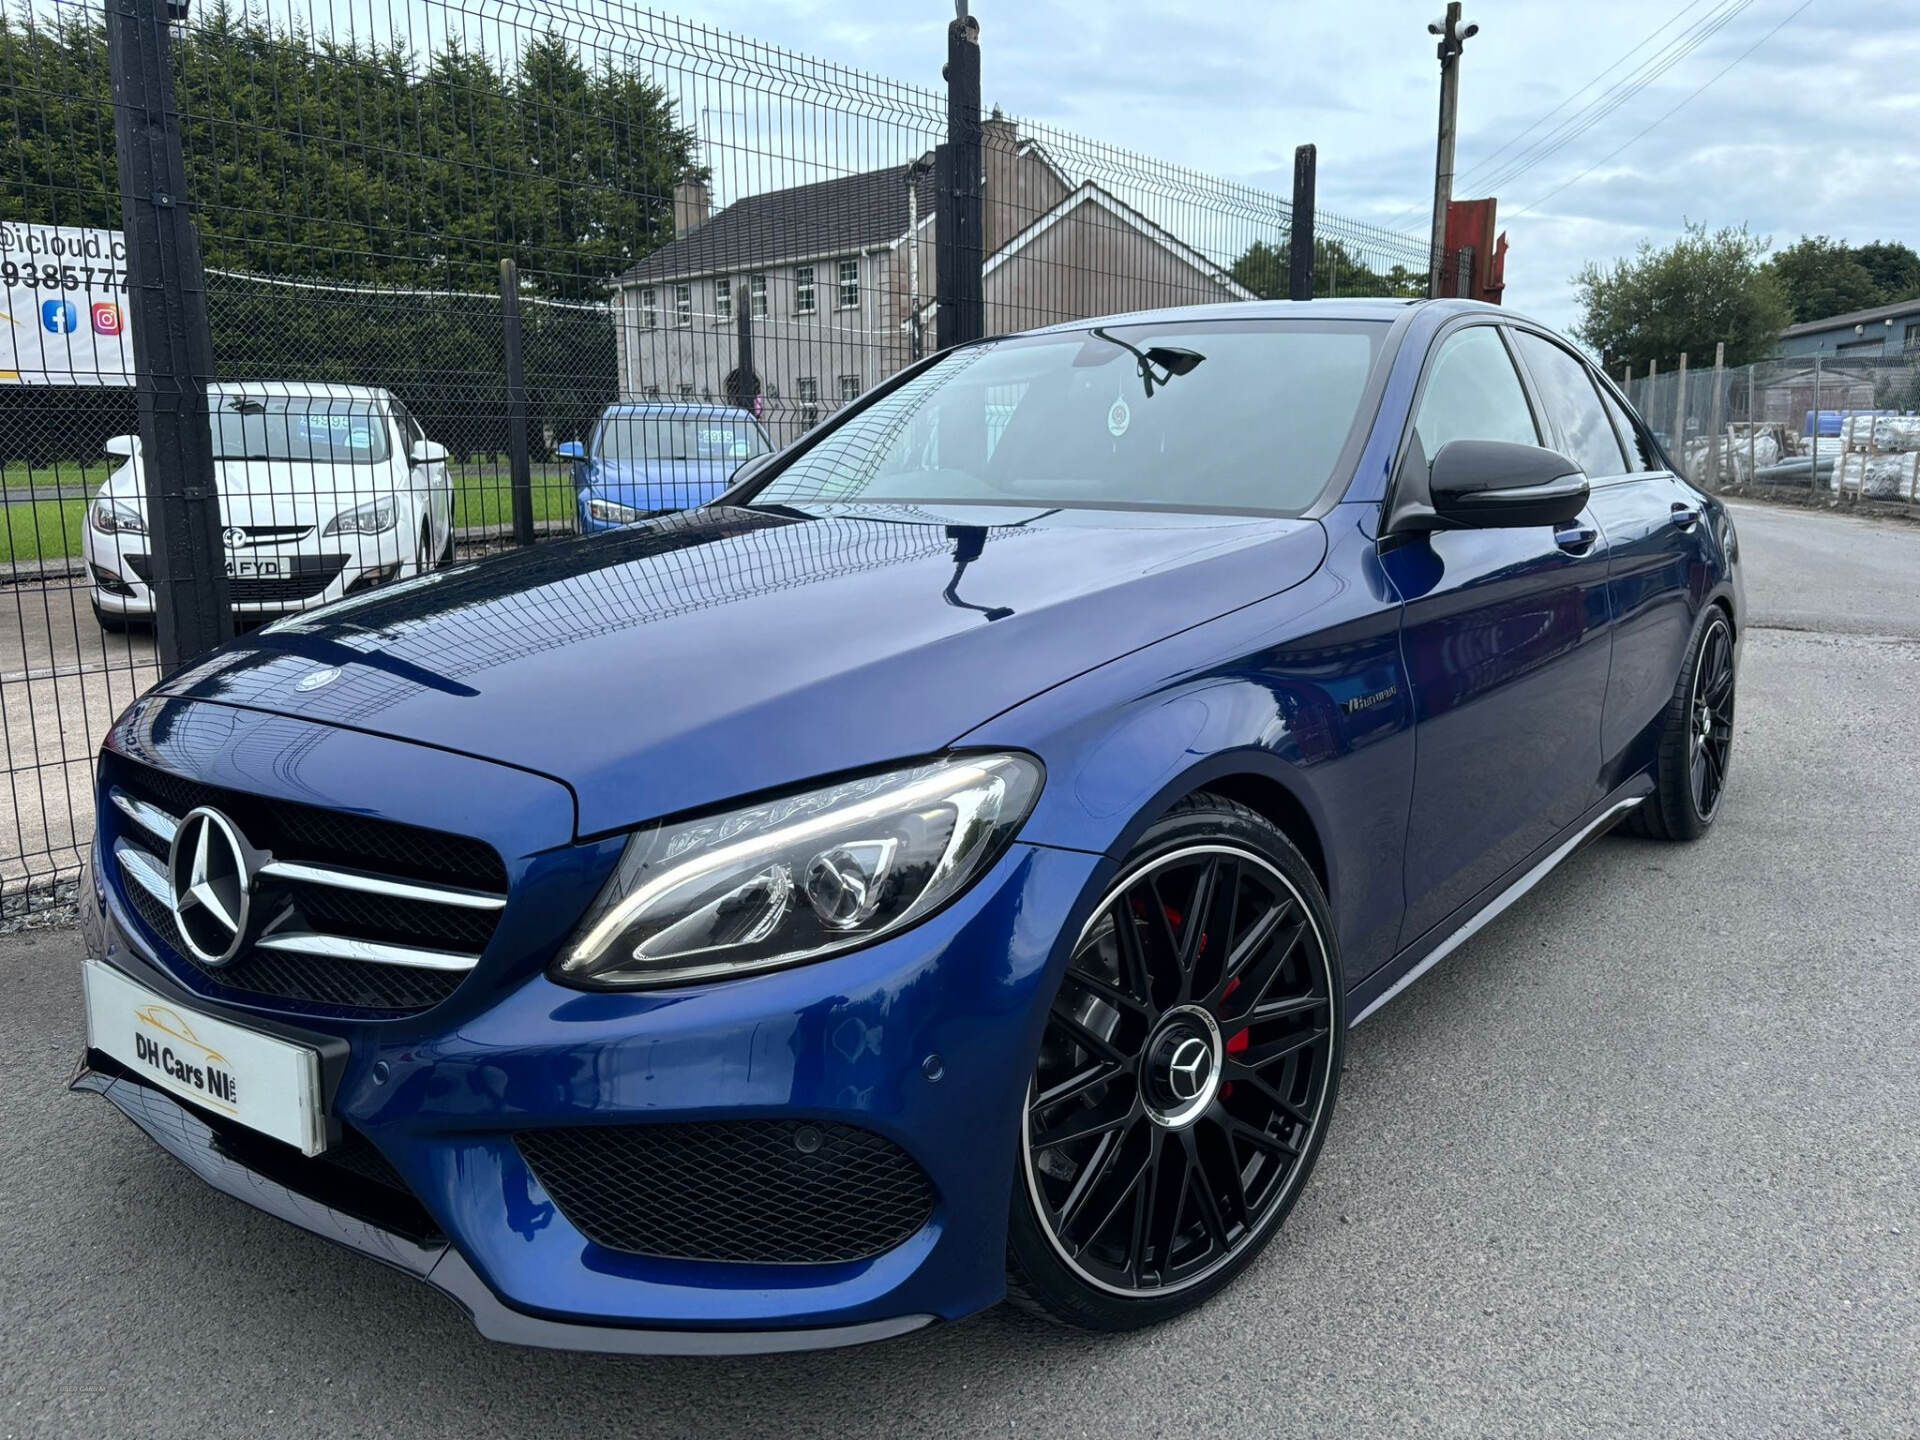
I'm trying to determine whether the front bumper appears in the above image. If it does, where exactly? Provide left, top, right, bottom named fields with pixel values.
left=84, top=522, right=413, bottom=617
left=77, top=817, right=1105, bottom=1351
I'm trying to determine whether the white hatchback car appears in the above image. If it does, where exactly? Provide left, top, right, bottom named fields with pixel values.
left=84, top=381, right=454, bottom=630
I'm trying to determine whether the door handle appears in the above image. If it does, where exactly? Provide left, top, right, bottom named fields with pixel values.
left=1669, top=502, right=1700, bottom=530
left=1554, top=525, right=1599, bottom=554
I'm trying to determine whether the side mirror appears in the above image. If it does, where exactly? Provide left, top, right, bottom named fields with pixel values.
left=104, top=434, right=137, bottom=460
left=1428, top=439, right=1589, bottom=529
left=410, top=439, right=448, bottom=466
left=729, top=452, right=774, bottom=487
left=556, top=441, right=587, bottom=462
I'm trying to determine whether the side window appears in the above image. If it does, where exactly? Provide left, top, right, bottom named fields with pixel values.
left=1594, top=381, right=1654, bottom=472
left=1411, top=326, right=1539, bottom=460
left=1511, top=331, right=1628, bottom=479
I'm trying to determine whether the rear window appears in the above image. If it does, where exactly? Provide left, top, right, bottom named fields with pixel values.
left=596, top=414, right=770, bottom=463
left=210, top=396, right=390, bottom=464
left=748, top=319, right=1388, bottom=514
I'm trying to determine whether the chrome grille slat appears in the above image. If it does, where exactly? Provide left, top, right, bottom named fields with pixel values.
left=255, top=931, right=479, bottom=973
left=115, top=841, right=173, bottom=904
left=109, top=788, right=178, bottom=846
left=256, top=858, right=505, bottom=911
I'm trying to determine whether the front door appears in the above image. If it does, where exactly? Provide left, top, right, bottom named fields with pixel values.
left=1382, top=324, right=1614, bottom=945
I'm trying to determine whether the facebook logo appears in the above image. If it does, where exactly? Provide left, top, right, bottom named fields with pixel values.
left=41, top=299, right=78, bottom=334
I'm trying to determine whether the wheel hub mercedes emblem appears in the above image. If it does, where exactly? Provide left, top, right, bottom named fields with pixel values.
left=1166, top=1036, right=1213, bottom=1101
left=167, top=807, right=255, bottom=966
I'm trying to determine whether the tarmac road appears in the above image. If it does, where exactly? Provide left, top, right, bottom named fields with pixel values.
left=2, top=499, right=1916, bottom=1438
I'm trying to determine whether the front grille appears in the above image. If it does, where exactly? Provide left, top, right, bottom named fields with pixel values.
left=105, top=756, right=507, bottom=1017
left=124, top=553, right=348, bottom=607
left=516, top=1121, right=936, bottom=1265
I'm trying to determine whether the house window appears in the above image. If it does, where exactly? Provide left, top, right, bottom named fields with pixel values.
left=798, top=376, right=819, bottom=428
left=839, top=374, right=861, bottom=402
left=674, top=285, right=692, bottom=327
left=714, top=279, right=732, bottom=323
left=1905, top=322, right=1920, bottom=354
left=794, top=265, right=816, bottom=316
left=838, top=258, right=860, bottom=309
left=639, top=287, right=658, bottom=330
left=750, top=274, right=768, bottom=317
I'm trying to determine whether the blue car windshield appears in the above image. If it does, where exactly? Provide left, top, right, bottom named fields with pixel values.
left=596, top=415, right=770, bottom=463
left=748, top=319, right=1387, bottom=514
left=209, top=396, right=390, bottom=464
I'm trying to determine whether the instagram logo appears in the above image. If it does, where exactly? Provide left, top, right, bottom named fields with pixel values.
left=91, top=302, right=124, bottom=336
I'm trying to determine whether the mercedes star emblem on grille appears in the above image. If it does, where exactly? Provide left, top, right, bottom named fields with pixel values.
left=167, top=807, right=254, bottom=966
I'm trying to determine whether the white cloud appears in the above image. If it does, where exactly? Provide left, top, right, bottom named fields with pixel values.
left=660, top=0, right=1917, bottom=333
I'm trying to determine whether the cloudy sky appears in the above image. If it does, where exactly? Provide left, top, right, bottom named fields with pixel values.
left=652, top=0, right=1920, bottom=331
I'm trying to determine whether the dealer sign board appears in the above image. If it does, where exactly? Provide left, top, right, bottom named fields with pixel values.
left=1, top=221, right=135, bottom=386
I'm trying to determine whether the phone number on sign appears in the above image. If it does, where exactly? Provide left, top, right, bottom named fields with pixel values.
left=2, top=259, right=128, bottom=294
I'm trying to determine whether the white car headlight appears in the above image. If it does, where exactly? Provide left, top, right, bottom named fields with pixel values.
left=557, top=753, right=1043, bottom=989
left=587, top=497, right=644, bottom=525
left=324, top=499, right=398, bottom=536
left=89, top=499, right=146, bottom=536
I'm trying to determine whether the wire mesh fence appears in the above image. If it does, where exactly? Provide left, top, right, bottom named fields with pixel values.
left=0, top=0, right=1447, bottom=914
left=1622, top=352, right=1920, bottom=502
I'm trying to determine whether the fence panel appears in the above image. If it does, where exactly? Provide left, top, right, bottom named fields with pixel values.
left=0, top=0, right=1442, bottom=916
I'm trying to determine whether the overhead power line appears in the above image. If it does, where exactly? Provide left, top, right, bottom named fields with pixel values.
left=1509, top=0, right=1817, bottom=219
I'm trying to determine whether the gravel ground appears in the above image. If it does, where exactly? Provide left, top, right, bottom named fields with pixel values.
left=2, top=498, right=1916, bottom=1439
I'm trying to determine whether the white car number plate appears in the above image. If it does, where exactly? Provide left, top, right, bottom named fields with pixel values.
left=83, top=960, right=326, bottom=1155
left=226, top=557, right=286, bottom=579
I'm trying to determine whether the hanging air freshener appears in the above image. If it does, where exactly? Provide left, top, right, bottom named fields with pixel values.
left=1106, top=393, right=1131, bottom=438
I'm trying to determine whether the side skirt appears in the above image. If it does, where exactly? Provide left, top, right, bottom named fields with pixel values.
left=1348, top=781, right=1652, bottom=1026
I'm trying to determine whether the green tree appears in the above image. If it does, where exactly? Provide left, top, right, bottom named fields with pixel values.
left=1766, top=236, right=1880, bottom=325
left=1850, top=240, right=1920, bottom=305
left=1573, top=222, right=1790, bottom=369
left=1230, top=235, right=1426, bottom=300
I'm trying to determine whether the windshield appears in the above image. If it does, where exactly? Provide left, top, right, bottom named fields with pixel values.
left=748, top=319, right=1386, bottom=513
left=595, top=414, right=771, bottom=463
left=209, top=396, right=391, bottom=464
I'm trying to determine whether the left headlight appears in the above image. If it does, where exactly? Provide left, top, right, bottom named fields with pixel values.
left=556, top=753, right=1044, bottom=990
left=587, top=497, right=644, bottom=525
left=324, top=498, right=398, bottom=536
left=89, top=499, right=146, bottom=536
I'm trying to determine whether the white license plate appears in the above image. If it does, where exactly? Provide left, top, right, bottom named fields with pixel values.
left=83, top=960, right=326, bottom=1155
left=226, top=557, right=286, bottom=579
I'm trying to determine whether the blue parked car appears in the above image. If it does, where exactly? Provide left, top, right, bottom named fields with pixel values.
left=77, top=300, right=1740, bottom=1352
left=562, top=402, right=772, bottom=531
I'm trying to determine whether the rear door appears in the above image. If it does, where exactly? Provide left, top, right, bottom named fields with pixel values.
left=1508, top=329, right=1701, bottom=782
left=1384, top=323, right=1615, bottom=946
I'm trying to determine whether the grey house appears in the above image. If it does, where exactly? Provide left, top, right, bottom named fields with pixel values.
left=613, top=119, right=1253, bottom=444
left=1775, top=297, right=1920, bottom=361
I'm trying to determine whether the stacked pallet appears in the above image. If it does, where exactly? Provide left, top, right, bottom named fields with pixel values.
left=1830, top=413, right=1920, bottom=501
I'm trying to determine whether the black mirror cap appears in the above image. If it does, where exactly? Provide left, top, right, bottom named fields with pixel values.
left=1427, top=439, right=1590, bottom=530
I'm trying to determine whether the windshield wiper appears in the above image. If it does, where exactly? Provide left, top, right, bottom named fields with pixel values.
left=1087, top=327, right=1206, bottom=399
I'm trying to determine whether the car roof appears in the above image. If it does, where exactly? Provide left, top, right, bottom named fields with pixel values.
left=1015, top=296, right=1528, bottom=335
left=600, top=403, right=758, bottom=418
left=206, top=380, right=391, bottom=401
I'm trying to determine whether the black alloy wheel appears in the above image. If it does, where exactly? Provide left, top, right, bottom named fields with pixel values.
left=1009, top=796, right=1343, bottom=1327
left=1688, top=615, right=1736, bottom=821
left=1627, top=607, right=1736, bottom=843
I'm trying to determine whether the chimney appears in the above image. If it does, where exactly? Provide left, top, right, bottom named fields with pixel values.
left=981, top=108, right=1020, bottom=255
left=672, top=178, right=711, bottom=237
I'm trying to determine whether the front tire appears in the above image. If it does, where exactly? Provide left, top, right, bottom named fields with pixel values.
left=1627, top=607, right=1736, bottom=842
left=1007, top=794, right=1344, bottom=1330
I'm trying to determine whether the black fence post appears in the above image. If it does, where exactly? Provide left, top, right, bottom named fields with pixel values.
left=936, top=5, right=983, bottom=350
left=500, top=258, right=534, bottom=546
left=731, top=281, right=756, bottom=413
left=1289, top=144, right=1317, bottom=301
left=107, top=0, right=231, bottom=670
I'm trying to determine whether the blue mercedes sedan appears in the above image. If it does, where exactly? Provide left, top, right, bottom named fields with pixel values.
left=76, top=299, right=1740, bottom=1352
left=562, top=401, right=772, bottom=531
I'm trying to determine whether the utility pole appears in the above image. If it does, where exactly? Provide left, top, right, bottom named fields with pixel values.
left=1427, top=3, right=1478, bottom=299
